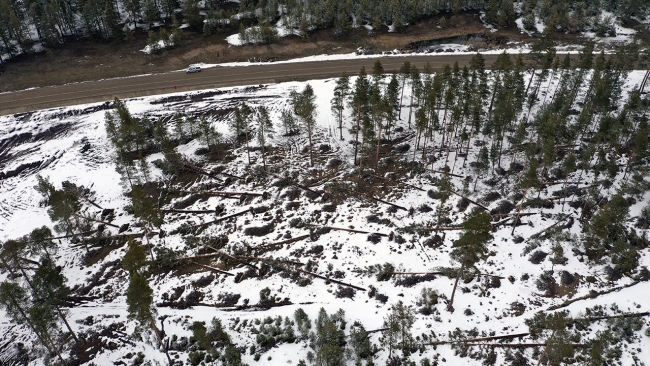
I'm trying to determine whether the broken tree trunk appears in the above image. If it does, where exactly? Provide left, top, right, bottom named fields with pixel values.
left=183, top=259, right=234, bottom=276
left=295, top=267, right=366, bottom=291
left=253, top=234, right=311, bottom=250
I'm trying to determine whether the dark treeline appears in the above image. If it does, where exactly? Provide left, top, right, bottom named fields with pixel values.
left=1, top=0, right=650, bottom=61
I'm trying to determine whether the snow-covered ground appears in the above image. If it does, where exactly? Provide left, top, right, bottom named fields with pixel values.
left=1, top=68, right=649, bottom=365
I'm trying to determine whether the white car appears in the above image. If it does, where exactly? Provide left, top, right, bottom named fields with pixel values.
left=186, top=66, right=201, bottom=73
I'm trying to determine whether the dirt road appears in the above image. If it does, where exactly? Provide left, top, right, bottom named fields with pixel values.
left=0, top=54, right=502, bottom=115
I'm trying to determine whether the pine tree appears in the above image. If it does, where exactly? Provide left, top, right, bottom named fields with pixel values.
left=144, top=0, right=161, bottom=29
left=123, top=240, right=162, bottom=344
left=447, top=210, right=493, bottom=311
left=331, top=72, right=350, bottom=140
left=291, top=84, right=318, bottom=166
left=104, top=0, right=123, bottom=42
left=349, top=321, right=371, bottom=362
left=0, top=281, right=65, bottom=362
left=171, top=14, right=182, bottom=46
left=182, top=0, right=202, bottom=30
left=256, top=106, right=274, bottom=170
left=382, top=301, right=415, bottom=358
left=349, top=66, right=370, bottom=165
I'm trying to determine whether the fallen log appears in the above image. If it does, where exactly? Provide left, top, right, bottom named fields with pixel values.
left=427, top=169, right=465, bottom=178
left=182, top=162, right=243, bottom=180
left=295, top=267, right=366, bottom=291
left=450, top=189, right=490, bottom=212
left=204, top=245, right=258, bottom=270
left=464, top=343, right=584, bottom=348
left=492, top=212, right=538, bottom=217
left=178, top=253, right=221, bottom=261
left=370, top=174, right=425, bottom=192
left=428, top=332, right=530, bottom=346
left=391, top=272, right=444, bottom=275
left=183, top=259, right=234, bottom=276
left=190, top=209, right=250, bottom=229
left=345, top=189, right=407, bottom=211
left=415, top=227, right=464, bottom=231
left=161, top=209, right=218, bottom=214
left=243, top=256, right=305, bottom=266
left=253, top=234, right=311, bottom=249
left=527, top=214, right=571, bottom=242
left=304, top=224, right=388, bottom=236
left=575, top=311, right=650, bottom=322
left=548, top=280, right=642, bottom=311
left=72, top=213, right=120, bottom=228
left=269, top=172, right=322, bottom=195
left=175, top=190, right=267, bottom=197
left=366, top=328, right=388, bottom=334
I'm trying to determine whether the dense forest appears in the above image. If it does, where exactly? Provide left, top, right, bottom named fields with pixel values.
left=1, top=0, right=649, bottom=61
left=1, top=31, right=650, bottom=364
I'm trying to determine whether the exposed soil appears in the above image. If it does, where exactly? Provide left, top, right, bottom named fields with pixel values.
left=0, top=13, right=531, bottom=92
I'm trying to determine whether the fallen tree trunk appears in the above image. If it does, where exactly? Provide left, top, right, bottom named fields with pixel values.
left=253, top=234, right=311, bottom=250
left=305, top=224, right=388, bottom=236
left=269, top=172, right=322, bottom=195
left=415, top=227, right=464, bottom=231
left=391, top=272, right=444, bottom=275
left=190, top=209, right=250, bottom=229
left=345, top=189, right=407, bottom=211
left=450, top=189, right=490, bottom=211
left=182, top=162, right=243, bottom=180
left=492, top=212, right=538, bottom=217
left=427, top=169, right=465, bottom=178
left=204, top=245, right=258, bottom=270
left=72, top=213, right=120, bottom=228
left=295, top=267, right=366, bottom=291
left=183, top=259, right=234, bottom=276
left=161, top=209, right=218, bottom=214
left=428, top=332, right=530, bottom=346
left=370, top=174, right=425, bottom=191
left=243, top=256, right=305, bottom=266
left=548, top=280, right=642, bottom=311
left=575, top=311, right=650, bottom=322
left=464, top=343, right=584, bottom=348
left=527, top=214, right=570, bottom=242
left=174, top=190, right=267, bottom=197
